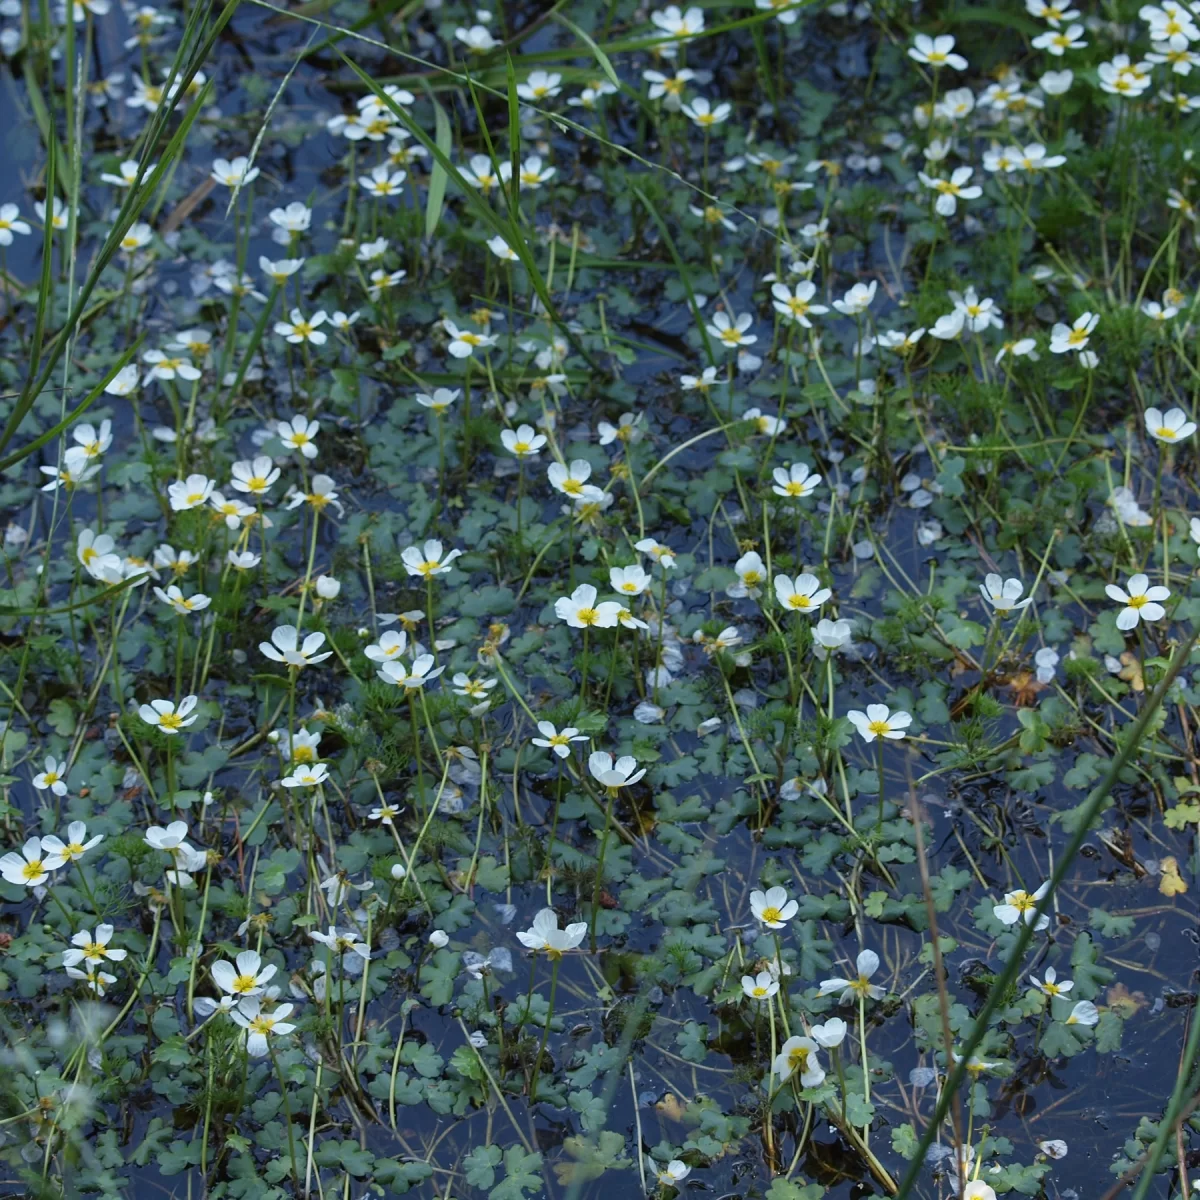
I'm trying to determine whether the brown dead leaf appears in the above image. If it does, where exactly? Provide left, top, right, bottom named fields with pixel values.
left=655, top=1092, right=688, bottom=1123
left=161, top=176, right=216, bottom=235
left=1106, top=982, right=1147, bottom=1018
left=1118, top=651, right=1144, bottom=693
left=1003, top=670, right=1046, bottom=708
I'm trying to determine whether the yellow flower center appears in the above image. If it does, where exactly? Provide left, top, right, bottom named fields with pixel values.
left=1156, top=427, right=1176, bottom=440
left=868, top=720, right=891, bottom=735
left=576, top=607, right=599, bottom=625
left=159, top=712, right=183, bottom=730
left=1013, top=892, right=1034, bottom=911
left=788, top=594, right=811, bottom=609
left=22, top=859, right=44, bottom=881
left=752, top=985, right=770, bottom=997
left=788, top=1046, right=810, bottom=1070
left=232, top=974, right=258, bottom=993
left=851, top=974, right=874, bottom=995
left=1066, top=328, right=1088, bottom=346
left=64, top=843, right=84, bottom=859
left=249, top=1016, right=275, bottom=1034
left=784, top=482, right=805, bottom=495
left=293, top=745, right=316, bottom=762
left=760, top=906, right=782, bottom=923
left=1128, top=593, right=1148, bottom=608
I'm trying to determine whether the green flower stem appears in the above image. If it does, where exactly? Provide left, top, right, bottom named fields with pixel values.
left=529, top=954, right=561, bottom=1104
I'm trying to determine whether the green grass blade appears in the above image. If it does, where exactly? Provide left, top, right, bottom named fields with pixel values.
left=424, top=93, right=452, bottom=239
left=551, top=13, right=621, bottom=91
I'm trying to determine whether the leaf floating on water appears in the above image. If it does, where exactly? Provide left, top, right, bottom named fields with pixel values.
left=1158, top=855, right=1187, bottom=896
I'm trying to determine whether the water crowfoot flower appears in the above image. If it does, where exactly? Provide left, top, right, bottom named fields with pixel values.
left=741, top=970, right=780, bottom=999
left=515, top=908, right=587, bottom=957
left=993, top=881, right=1051, bottom=930
left=818, top=949, right=886, bottom=1002
left=773, top=1036, right=825, bottom=1086
left=980, top=574, right=1034, bottom=614
left=555, top=584, right=622, bottom=628
left=260, top=626, right=333, bottom=667
left=0, top=837, right=65, bottom=887
left=588, top=752, right=646, bottom=788
left=773, top=573, right=831, bottom=613
left=139, top=696, right=199, bottom=733
left=847, top=705, right=912, bottom=741
left=1105, top=574, right=1170, bottom=630
left=213, top=951, right=277, bottom=997
left=231, top=998, right=297, bottom=1056
left=750, top=885, right=798, bottom=928
left=33, top=756, right=69, bottom=796
left=1144, top=406, right=1197, bottom=443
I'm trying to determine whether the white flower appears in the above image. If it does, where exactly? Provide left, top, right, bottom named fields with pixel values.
left=274, top=309, right=328, bottom=345
left=515, top=908, right=587, bottom=957
left=167, top=473, right=214, bottom=511
left=771, top=281, right=828, bottom=327
left=773, top=573, right=831, bottom=614
left=1049, top=312, right=1099, bottom=353
left=980, top=574, right=1033, bottom=614
left=832, top=281, right=877, bottom=315
left=359, top=163, right=407, bottom=197
left=706, top=311, right=756, bottom=349
left=259, top=625, right=333, bottom=667
left=644, top=67, right=695, bottom=110
left=953, top=287, right=1003, bottom=331
left=428, top=929, right=449, bottom=948
left=1065, top=1000, right=1099, bottom=1026
left=555, top=583, right=622, bottom=628
left=138, top=696, right=199, bottom=734
left=750, top=886, right=797, bottom=928
left=814, top=618, right=853, bottom=653
left=230, top=456, right=281, bottom=497
left=416, top=388, right=459, bottom=415
left=811, top=1018, right=848, bottom=1048
left=818, top=949, right=886, bottom=1002
left=211, top=155, right=260, bottom=187
left=455, top=23, right=496, bottom=51
left=649, top=1159, right=691, bottom=1187
left=547, top=459, right=592, bottom=497
left=635, top=537, right=675, bottom=567
left=231, top=998, right=297, bottom=1056
left=531, top=721, right=587, bottom=758
left=773, top=1036, right=825, bottom=1086
left=443, top=320, right=497, bottom=358
left=282, top=763, right=330, bottom=787
left=743, top=408, right=785, bottom=436
left=0, top=837, right=65, bottom=887
left=1106, top=573, right=1170, bottom=630
left=1040, top=68, right=1074, bottom=94
left=212, top=951, right=277, bottom=997
left=401, top=539, right=462, bottom=578
left=517, top=69, right=563, bottom=101
left=1145, top=406, right=1197, bottom=443
left=681, top=96, right=730, bottom=127
left=610, top=564, right=650, bottom=596
left=501, top=424, right=547, bottom=457
left=1031, top=966, right=1073, bottom=997
left=1033, top=23, right=1087, bottom=54
left=772, top=462, right=821, bottom=498
left=993, top=881, right=1051, bottom=930
left=588, top=752, right=646, bottom=788
left=847, top=704, right=912, bottom=742
left=741, top=970, right=779, bottom=1000
left=33, top=756, right=69, bottom=797
left=908, top=34, right=968, bottom=70
left=728, top=551, right=766, bottom=599
left=377, top=655, right=444, bottom=689
left=62, top=924, right=127, bottom=968
left=40, top=821, right=103, bottom=864
left=277, top=414, right=320, bottom=458
left=153, top=585, right=211, bottom=615
left=918, top=166, right=983, bottom=216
